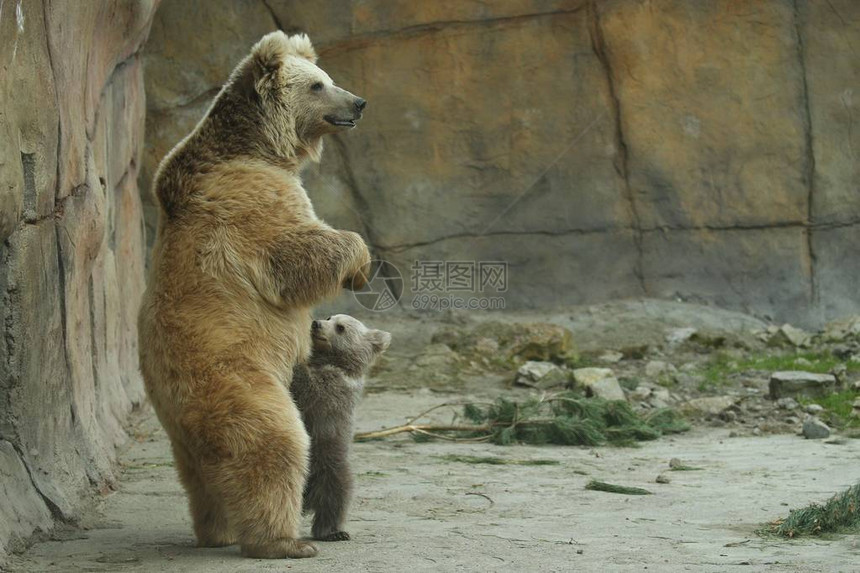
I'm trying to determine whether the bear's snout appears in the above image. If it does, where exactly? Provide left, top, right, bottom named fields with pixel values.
left=311, top=320, right=320, bottom=331
left=354, top=98, right=367, bottom=115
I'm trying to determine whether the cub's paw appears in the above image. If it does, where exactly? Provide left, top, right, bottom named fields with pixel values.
left=318, top=530, right=351, bottom=542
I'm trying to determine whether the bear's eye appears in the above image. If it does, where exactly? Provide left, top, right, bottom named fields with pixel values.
left=336, top=324, right=345, bottom=334
left=311, top=82, right=324, bottom=92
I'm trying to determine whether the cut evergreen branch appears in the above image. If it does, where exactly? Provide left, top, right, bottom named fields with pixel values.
left=764, top=482, right=860, bottom=538
left=585, top=480, right=652, bottom=495
left=354, top=392, right=689, bottom=446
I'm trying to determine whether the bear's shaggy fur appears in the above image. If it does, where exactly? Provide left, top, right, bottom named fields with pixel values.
left=291, top=315, right=391, bottom=541
left=137, top=31, right=370, bottom=559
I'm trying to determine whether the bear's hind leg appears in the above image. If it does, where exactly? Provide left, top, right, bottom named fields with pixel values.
left=201, top=436, right=317, bottom=558
left=174, top=443, right=235, bottom=547
left=307, top=460, right=353, bottom=541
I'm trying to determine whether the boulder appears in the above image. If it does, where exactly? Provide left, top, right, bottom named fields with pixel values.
left=514, top=361, right=567, bottom=390
left=802, top=416, right=831, bottom=440
left=769, top=371, right=838, bottom=399
left=572, top=368, right=625, bottom=402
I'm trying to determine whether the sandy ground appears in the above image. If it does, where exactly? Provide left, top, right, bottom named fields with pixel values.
left=7, top=389, right=860, bottom=573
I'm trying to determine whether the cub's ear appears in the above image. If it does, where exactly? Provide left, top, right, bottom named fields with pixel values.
left=370, top=330, right=392, bottom=354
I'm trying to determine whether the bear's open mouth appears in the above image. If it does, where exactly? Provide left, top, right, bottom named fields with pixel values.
left=324, top=115, right=357, bottom=128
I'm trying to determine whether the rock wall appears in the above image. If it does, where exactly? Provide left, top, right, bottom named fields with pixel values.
left=0, top=0, right=157, bottom=561
left=142, top=0, right=859, bottom=327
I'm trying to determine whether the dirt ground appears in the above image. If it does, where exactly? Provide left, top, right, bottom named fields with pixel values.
left=6, top=390, right=859, bottom=573
left=7, top=301, right=860, bottom=572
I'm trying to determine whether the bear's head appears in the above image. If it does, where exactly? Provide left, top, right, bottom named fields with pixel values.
left=219, top=31, right=366, bottom=164
left=309, top=314, right=391, bottom=375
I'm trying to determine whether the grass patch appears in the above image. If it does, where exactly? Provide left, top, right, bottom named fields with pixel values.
left=697, top=351, right=860, bottom=391
left=798, top=390, right=860, bottom=429
left=585, top=480, right=652, bottom=495
left=439, top=454, right=560, bottom=466
left=764, top=483, right=860, bottom=538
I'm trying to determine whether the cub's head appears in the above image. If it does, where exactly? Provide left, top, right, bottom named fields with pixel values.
left=310, top=314, right=390, bottom=374
left=246, top=31, right=366, bottom=161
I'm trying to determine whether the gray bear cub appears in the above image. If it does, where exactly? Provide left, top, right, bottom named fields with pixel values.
left=291, top=314, right=391, bottom=541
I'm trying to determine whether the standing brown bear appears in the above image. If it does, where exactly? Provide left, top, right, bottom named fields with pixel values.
left=137, top=31, right=370, bottom=559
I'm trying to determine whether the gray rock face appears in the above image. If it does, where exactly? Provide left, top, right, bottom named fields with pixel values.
left=139, top=0, right=860, bottom=328
left=769, top=371, right=838, bottom=400
left=0, top=0, right=157, bottom=562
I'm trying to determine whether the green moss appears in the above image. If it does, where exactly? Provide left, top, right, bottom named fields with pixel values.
left=764, top=483, right=860, bottom=538
left=585, top=480, right=652, bottom=495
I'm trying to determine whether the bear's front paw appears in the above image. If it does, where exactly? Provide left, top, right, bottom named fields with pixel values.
left=343, top=260, right=371, bottom=291
left=317, top=530, right=350, bottom=542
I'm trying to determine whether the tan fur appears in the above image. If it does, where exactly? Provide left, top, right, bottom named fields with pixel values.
left=138, top=32, right=370, bottom=559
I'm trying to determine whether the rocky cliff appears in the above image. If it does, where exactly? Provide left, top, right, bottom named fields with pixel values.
left=0, top=0, right=157, bottom=561
left=142, top=0, right=859, bottom=327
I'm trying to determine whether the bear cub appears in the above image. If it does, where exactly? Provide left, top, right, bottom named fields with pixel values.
left=291, top=314, right=391, bottom=541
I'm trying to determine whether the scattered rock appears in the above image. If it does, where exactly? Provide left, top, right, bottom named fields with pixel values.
left=785, top=416, right=800, bottom=425
left=805, top=404, right=825, bottom=415
left=668, top=458, right=684, bottom=469
left=628, top=385, right=652, bottom=403
left=768, top=324, right=811, bottom=348
left=655, top=474, right=671, bottom=484
left=598, top=351, right=623, bottom=364
left=769, top=371, right=837, bottom=399
left=649, top=387, right=672, bottom=409
left=681, top=396, right=737, bottom=416
left=645, top=360, right=676, bottom=379
left=514, top=361, right=567, bottom=389
left=666, top=327, right=697, bottom=346
left=831, top=363, right=848, bottom=382
left=432, top=321, right=575, bottom=364
left=802, top=416, right=831, bottom=440
left=793, top=357, right=813, bottom=368
left=821, top=316, right=860, bottom=343
left=572, top=368, right=625, bottom=401
left=775, top=397, right=799, bottom=410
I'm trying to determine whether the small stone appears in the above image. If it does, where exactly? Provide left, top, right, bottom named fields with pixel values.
left=666, top=327, right=697, bottom=346
left=776, top=397, right=799, bottom=410
left=572, top=368, right=625, bottom=401
left=645, top=360, right=675, bottom=379
left=681, top=395, right=737, bottom=416
left=785, top=416, right=800, bottom=425
left=831, top=363, right=848, bottom=382
left=794, top=357, right=813, bottom=368
left=598, top=350, right=623, bottom=364
left=668, top=458, right=684, bottom=469
left=514, top=361, right=567, bottom=389
left=649, top=387, right=672, bottom=409
left=752, top=427, right=762, bottom=436
left=720, top=410, right=738, bottom=423
left=805, top=404, right=824, bottom=415
left=802, top=416, right=831, bottom=440
left=656, top=474, right=671, bottom=484
left=628, top=385, right=652, bottom=402
left=769, top=371, right=837, bottom=399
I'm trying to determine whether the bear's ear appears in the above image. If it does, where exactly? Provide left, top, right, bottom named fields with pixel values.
left=251, top=31, right=290, bottom=95
left=285, top=33, right=317, bottom=64
left=370, top=330, right=392, bottom=354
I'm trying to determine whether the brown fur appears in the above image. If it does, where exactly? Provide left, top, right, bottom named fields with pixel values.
left=137, top=32, right=370, bottom=559
left=291, top=315, right=391, bottom=541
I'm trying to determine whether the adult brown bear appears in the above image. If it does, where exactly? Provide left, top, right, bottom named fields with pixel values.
left=137, top=31, right=370, bottom=559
